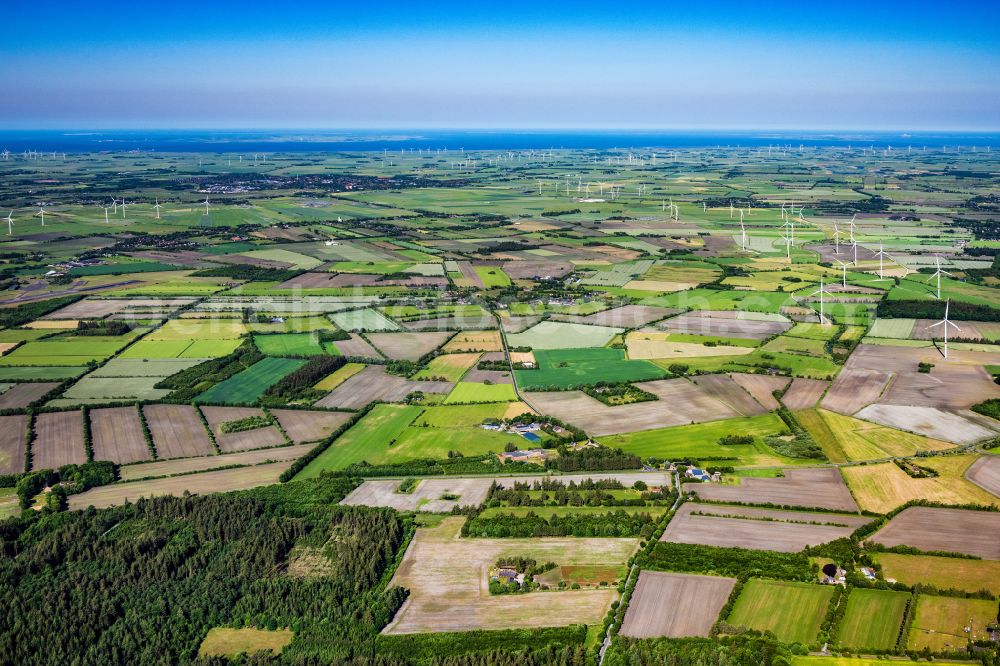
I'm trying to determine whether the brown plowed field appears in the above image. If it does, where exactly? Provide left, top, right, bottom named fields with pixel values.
left=781, top=378, right=829, bottom=410
left=966, top=455, right=1000, bottom=497
left=693, top=374, right=766, bottom=416
left=143, top=404, right=215, bottom=459
left=820, top=369, right=890, bottom=414
left=32, top=410, right=86, bottom=470
left=69, top=461, right=291, bottom=510
left=0, top=414, right=27, bottom=474
left=620, top=572, right=736, bottom=638
left=867, top=507, right=1000, bottom=559
left=270, top=409, right=353, bottom=443
left=571, top=305, right=679, bottom=328
left=657, top=313, right=791, bottom=340
left=690, top=468, right=858, bottom=511
left=0, top=383, right=60, bottom=410
left=661, top=502, right=863, bottom=552
left=881, top=363, right=1000, bottom=410
left=119, top=444, right=312, bottom=481
left=526, top=378, right=737, bottom=437
left=367, top=331, right=454, bottom=360
left=333, top=334, right=383, bottom=358
left=90, top=407, right=150, bottom=464
left=200, top=406, right=285, bottom=453
left=316, top=365, right=452, bottom=409
left=730, top=373, right=789, bottom=411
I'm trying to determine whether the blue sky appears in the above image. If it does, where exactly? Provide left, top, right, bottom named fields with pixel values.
left=3, top=1, right=999, bottom=129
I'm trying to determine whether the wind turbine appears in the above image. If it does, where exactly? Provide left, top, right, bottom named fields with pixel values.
left=110, top=197, right=118, bottom=214
left=729, top=201, right=734, bottom=219
left=204, top=197, right=211, bottom=216
left=872, top=241, right=891, bottom=280
left=832, top=221, right=843, bottom=255
left=739, top=215, right=750, bottom=252
left=809, top=279, right=834, bottom=326
left=153, top=198, right=162, bottom=220
left=104, top=207, right=109, bottom=224
left=927, top=299, right=960, bottom=359
left=925, top=255, right=951, bottom=300
left=37, top=207, right=45, bottom=226
left=5, top=211, right=13, bottom=235
left=835, top=259, right=851, bottom=289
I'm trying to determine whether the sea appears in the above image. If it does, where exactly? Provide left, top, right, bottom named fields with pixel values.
left=0, top=129, right=998, bottom=153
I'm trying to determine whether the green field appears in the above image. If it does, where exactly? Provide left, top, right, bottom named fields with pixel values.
left=506, top=321, right=622, bottom=350
left=254, top=333, right=325, bottom=356
left=443, top=381, right=518, bottom=404
left=836, top=589, right=908, bottom=650
left=602, top=413, right=793, bottom=465
left=474, top=266, right=511, bottom=287
left=727, top=579, right=834, bottom=644
left=295, top=404, right=423, bottom=477
left=907, top=595, right=999, bottom=652
left=414, top=402, right=528, bottom=427
left=515, top=347, right=665, bottom=389
left=195, top=357, right=307, bottom=404
left=329, top=308, right=400, bottom=331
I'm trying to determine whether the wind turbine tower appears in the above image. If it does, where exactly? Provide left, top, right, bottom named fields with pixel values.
left=809, top=279, right=834, bottom=326
left=926, top=256, right=951, bottom=300
left=927, top=299, right=960, bottom=359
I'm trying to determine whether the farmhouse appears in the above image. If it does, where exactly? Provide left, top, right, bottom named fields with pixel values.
left=499, top=448, right=549, bottom=463
left=684, top=467, right=720, bottom=482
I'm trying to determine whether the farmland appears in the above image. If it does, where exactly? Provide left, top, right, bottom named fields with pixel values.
left=836, top=589, right=909, bottom=650
left=1, top=140, right=999, bottom=665
left=727, top=579, right=833, bottom=644
left=619, top=572, right=736, bottom=638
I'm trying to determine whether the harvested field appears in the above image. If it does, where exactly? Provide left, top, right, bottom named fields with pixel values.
left=730, top=373, right=789, bottom=411
left=855, top=404, right=993, bottom=444
left=367, top=331, right=454, bottom=360
left=315, top=365, right=452, bottom=409
left=658, top=312, right=791, bottom=340
left=31, top=410, right=86, bottom=469
left=781, top=378, right=829, bottom=410
left=383, top=517, right=635, bottom=634
left=0, top=382, right=60, bottom=409
left=690, top=468, right=859, bottom=511
left=506, top=321, right=622, bottom=350
left=270, top=409, right=353, bottom=443
left=441, top=330, right=502, bottom=352
left=143, top=404, right=215, bottom=459
left=120, top=444, right=312, bottom=481
left=820, top=369, right=891, bottom=414
left=500, top=315, right=542, bottom=333
left=525, top=378, right=737, bottom=437
left=661, top=503, right=865, bottom=552
left=867, top=506, right=1000, bottom=559
left=0, top=414, right=26, bottom=474
left=69, top=461, right=291, bottom=510
left=692, top=374, right=766, bottom=416
left=872, top=552, right=1000, bottom=595
left=626, top=336, right=750, bottom=359
left=413, top=353, right=480, bottom=382
left=200, top=406, right=286, bottom=453
left=966, top=455, right=1000, bottom=497
left=332, top=333, right=382, bottom=358
left=907, top=595, right=999, bottom=652
left=41, top=297, right=195, bottom=320
left=90, top=407, right=151, bottom=464
left=619, top=572, right=736, bottom=638
left=841, top=458, right=1000, bottom=513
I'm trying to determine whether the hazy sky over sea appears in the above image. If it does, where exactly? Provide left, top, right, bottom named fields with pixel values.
left=4, top=1, right=999, bottom=129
